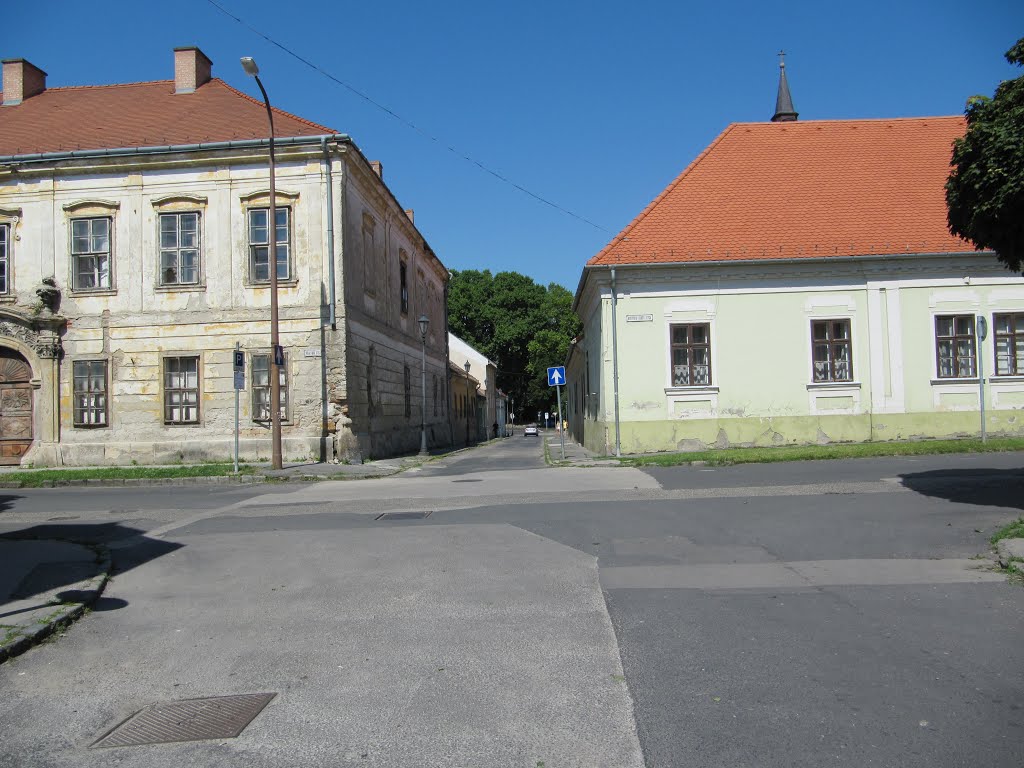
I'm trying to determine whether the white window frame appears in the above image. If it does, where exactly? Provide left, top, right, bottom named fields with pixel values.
left=251, top=351, right=289, bottom=423
left=0, top=222, right=10, bottom=296
left=934, top=313, right=978, bottom=380
left=163, top=355, right=200, bottom=425
left=73, top=359, right=108, bottom=428
left=248, top=207, right=291, bottom=283
left=70, top=216, right=113, bottom=291
left=159, top=211, right=202, bottom=286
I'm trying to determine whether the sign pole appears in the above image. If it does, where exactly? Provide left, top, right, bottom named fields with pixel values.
left=234, top=342, right=241, bottom=473
left=978, top=316, right=988, bottom=443
left=556, top=383, right=565, bottom=460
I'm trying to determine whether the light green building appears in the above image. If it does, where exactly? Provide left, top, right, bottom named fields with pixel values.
left=567, top=112, right=1024, bottom=456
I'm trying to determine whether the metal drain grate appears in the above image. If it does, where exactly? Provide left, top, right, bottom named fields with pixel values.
left=92, top=693, right=276, bottom=748
left=375, top=511, right=432, bottom=521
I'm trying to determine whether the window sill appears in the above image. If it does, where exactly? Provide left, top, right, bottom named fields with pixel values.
left=155, top=283, right=206, bottom=293
left=665, top=386, right=719, bottom=395
left=69, top=288, right=117, bottom=297
left=163, top=422, right=203, bottom=428
left=244, top=279, right=299, bottom=289
left=806, top=381, right=861, bottom=390
left=0, top=295, right=16, bottom=304
left=989, top=376, right=1024, bottom=383
left=930, top=378, right=980, bottom=385
left=72, top=424, right=109, bottom=429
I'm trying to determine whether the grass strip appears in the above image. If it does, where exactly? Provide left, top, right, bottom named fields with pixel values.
left=1, top=464, right=257, bottom=487
left=991, top=517, right=1024, bottom=546
left=618, top=437, right=1024, bottom=467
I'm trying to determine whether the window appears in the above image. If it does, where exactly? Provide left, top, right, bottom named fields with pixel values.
left=935, top=315, right=976, bottom=378
left=994, top=313, right=1024, bottom=376
left=164, top=356, right=199, bottom=424
left=248, top=208, right=290, bottom=282
left=670, top=323, right=711, bottom=386
left=73, top=360, right=108, bottom=427
left=252, top=353, right=288, bottom=421
left=159, top=212, right=200, bottom=285
left=811, top=319, right=852, bottom=382
left=399, top=258, right=409, bottom=314
left=0, top=223, right=9, bottom=294
left=71, top=217, right=111, bottom=290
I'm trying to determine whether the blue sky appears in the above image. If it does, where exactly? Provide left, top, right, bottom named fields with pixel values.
left=7, top=1, right=1023, bottom=291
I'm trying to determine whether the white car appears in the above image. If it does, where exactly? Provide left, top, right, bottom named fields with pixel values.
left=523, top=424, right=539, bottom=437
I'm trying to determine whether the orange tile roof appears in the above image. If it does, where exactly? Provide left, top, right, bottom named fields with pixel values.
left=0, top=79, right=335, bottom=156
left=589, top=116, right=978, bottom=266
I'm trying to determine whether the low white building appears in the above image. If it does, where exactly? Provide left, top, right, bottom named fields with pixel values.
left=0, top=48, right=450, bottom=465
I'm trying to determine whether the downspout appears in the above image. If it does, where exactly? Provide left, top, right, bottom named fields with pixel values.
left=610, top=267, right=622, bottom=457
left=322, top=137, right=337, bottom=330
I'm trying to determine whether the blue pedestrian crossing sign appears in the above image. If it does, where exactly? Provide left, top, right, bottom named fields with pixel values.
left=547, top=366, right=566, bottom=386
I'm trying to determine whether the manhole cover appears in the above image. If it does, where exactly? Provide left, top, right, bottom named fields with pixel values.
left=375, top=511, right=432, bottom=521
left=92, top=693, right=276, bottom=748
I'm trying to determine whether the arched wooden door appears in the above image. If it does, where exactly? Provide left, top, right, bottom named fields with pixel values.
left=0, top=349, right=33, bottom=464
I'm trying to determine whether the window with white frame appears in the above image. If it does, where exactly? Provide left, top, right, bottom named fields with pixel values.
left=71, top=217, right=112, bottom=290
left=252, top=352, right=288, bottom=422
left=935, top=314, right=976, bottom=378
left=248, top=208, right=290, bottom=282
left=0, top=223, right=9, bottom=294
left=994, top=313, right=1024, bottom=376
left=811, top=319, right=852, bottom=382
left=164, top=356, right=200, bottom=424
left=670, top=323, right=711, bottom=386
left=159, top=212, right=201, bottom=285
left=73, top=360, right=108, bottom=427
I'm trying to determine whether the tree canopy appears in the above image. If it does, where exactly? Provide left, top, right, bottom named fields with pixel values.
left=946, top=37, right=1024, bottom=272
left=447, top=269, right=580, bottom=422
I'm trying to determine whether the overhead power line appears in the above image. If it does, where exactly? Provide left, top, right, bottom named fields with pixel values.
left=205, top=0, right=612, bottom=234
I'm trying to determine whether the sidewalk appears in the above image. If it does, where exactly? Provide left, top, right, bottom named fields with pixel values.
left=0, top=538, right=110, bottom=664
left=544, top=430, right=620, bottom=466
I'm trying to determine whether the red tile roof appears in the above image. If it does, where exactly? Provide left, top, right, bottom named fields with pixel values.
left=0, top=79, right=335, bottom=156
left=589, top=116, right=977, bottom=266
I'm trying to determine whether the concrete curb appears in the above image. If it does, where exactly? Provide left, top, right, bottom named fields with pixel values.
left=0, top=543, right=111, bottom=665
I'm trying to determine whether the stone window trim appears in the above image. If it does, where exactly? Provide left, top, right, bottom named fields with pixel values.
left=399, top=252, right=409, bottom=315
left=810, top=318, right=853, bottom=384
left=157, top=211, right=204, bottom=289
left=362, top=212, right=377, bottom=297
left=251, top=350, right=291, bottom=425
left=0, top=221, right=10, bottom=298
left=152, top=194, right=209, bottom=291
left=934, top=313, right=977, bottom=380
left=63, top=201, right=120, bottom=296
left=72, top=358, right=109, bottom=428
left=161, top=353, right=202, bottom=426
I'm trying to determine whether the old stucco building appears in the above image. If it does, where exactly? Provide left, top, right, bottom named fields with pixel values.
left=0, top=48, right=449, bottom=466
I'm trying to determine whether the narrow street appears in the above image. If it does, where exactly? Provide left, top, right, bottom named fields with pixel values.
left=1, top=438, right=1023, bottom=767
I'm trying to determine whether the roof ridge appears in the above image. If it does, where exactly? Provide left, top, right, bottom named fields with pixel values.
left=588, top=124, right=739, bottom=265
left=731, top=115, right=964, bottom=127
left=214, top=78, right=336, bottom=135
left=43, top=79, right=175, bottom=91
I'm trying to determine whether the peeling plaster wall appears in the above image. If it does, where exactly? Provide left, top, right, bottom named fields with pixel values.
left=1, top=142, right=449, bottom=465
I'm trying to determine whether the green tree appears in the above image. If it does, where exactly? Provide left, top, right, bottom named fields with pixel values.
left=447, top=270, right=581, bottom=420
left=947, top=37, right=1024, bottom=271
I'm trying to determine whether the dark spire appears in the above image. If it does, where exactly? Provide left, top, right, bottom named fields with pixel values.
left=771, top=50, right=798, bottom=122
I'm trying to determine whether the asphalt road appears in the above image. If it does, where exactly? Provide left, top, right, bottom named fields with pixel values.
left=1, top=439, right=1022, bottom=767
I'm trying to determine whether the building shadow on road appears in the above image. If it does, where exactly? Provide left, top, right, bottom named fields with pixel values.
left=899, top=467, right=1024, bottom=513
left=0, top=522, right=183, bottom=606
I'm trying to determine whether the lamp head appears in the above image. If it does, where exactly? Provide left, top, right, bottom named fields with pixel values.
left=464, top=360, right=471, bottom=374
left=240, top=57, right=260, bottom=77
left=417, top=314, right=429, bottom=338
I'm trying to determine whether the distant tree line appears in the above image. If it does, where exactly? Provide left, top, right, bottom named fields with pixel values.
left=447, top=270, right=581, bottom=423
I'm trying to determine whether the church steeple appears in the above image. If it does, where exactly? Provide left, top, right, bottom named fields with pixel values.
left=771, top=50, right=798, bottom=122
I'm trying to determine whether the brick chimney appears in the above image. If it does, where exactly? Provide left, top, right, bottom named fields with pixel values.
left=369, top=160, right=384, bottom=179
left=174, top=47, right=212, bottom=94
left=2, top=59, right=47, bottom=106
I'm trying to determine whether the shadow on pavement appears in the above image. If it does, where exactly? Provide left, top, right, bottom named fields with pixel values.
left=900, top=467, right=1024, bottom=513
left=0, top=494, right=22, bottom=512
left=0, top=522, right=182, bottom=605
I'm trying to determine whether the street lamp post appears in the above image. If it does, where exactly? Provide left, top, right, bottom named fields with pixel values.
left=418, top=315, right=429, bottom=456
left=463, top=360, right=472, bottom=445
left=241, top=56, right=283, bottom=470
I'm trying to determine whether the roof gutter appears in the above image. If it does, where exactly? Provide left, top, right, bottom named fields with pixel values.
left=0, top=134, right=352, bottom=165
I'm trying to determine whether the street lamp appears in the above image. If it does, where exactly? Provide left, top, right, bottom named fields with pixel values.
left=240, top=56, right=283, bottom=470
left=418, top=315, right=429, bottom=457
left=464, top=360, right=472, bottom=445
